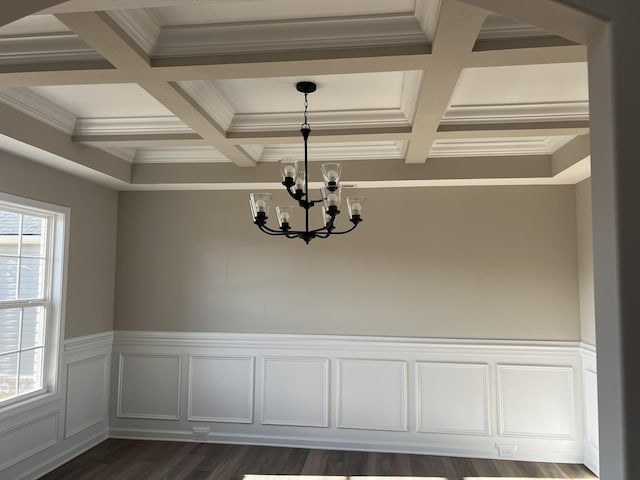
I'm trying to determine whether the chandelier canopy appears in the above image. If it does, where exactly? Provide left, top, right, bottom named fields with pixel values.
left=249, top=81, right=365, bottom=244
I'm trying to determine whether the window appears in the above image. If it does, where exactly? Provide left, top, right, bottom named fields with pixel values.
left=0, top=194, right=67, bottom=408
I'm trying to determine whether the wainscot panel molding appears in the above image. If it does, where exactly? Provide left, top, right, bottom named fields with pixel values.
left=580, top=342, right=599, bottom=475
left=0, top=331, right=112, bottom=480
left=109, top=330, right=590, bottom=464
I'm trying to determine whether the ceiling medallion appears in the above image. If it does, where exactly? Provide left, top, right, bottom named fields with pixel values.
left=249, top=81, right=365, bottom=244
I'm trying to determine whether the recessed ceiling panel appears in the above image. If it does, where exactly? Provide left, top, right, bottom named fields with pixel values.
left=215, top=73, right=407, bottom=114
left=450, top=63, right=588, bottom=107
left=28, top=84, right=174, bottom=118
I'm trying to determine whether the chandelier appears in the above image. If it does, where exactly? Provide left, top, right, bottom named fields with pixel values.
left=249, top=81, right=366, bottom=244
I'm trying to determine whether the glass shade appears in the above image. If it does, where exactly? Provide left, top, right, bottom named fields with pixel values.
left=276, top=206, right=294, bottom=227
left=320, top=209, right=333, bottom=227
left=249, top=193, right=273, bottom=218
left=294, top=168, right=306, bottom=192
left=346, top=196, right=366, bottom=218
left=279, top=158, right=298, bottom=180
left=320, top=163, right=342, bottom=189
left=321, top=186, right=342, bottom=212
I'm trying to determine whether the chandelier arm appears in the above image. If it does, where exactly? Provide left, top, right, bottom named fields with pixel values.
left=325, top=223, right=359, bottom=235
left=256, top=223, right=291, bottom=236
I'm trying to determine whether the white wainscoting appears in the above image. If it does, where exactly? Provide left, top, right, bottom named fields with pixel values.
left=581, top=343, right=599, bottom=475
left=0, top=331, right=112, bottom=480
left=109, top=331, right=590, bottom=463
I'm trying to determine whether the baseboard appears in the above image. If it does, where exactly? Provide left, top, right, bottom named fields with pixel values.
left=16, top=430, right=108, bottom=480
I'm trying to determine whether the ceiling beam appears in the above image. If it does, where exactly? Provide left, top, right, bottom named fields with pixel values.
left=56, top=11, right=257, bottom=167
left=436, top=120, right=590, bottom=139
left=468, top=42, right=586, bottom=67
left=405, top=0, right=489, bottom=164
left=0, top=62, right=133, bottom=87
left=551, top=134, right=590, bottom=175
left=226, top=126, right=412, bottom=144
left=0, top=101, right=131, bottom=182
left=131, top=155, right=551, bottom=185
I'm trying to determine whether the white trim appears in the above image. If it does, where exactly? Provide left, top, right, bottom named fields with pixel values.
left=64, top=331, right=113, bottom=355
left=415, top=361, right=491, bottom=436
left=112, top=330, right=582, bottom=355
left=229, top=109, right=411, bottom=132
left=63, top=353, right=110, bottom=438
left=259, top=141, right=407, bottom=163
left=497, top=364, right=576, bottom=440
left=442, top=101, right=590, bottom=124
left=261, top=357, right=329, bottom=428
left=154, top=14, right=428, bottom=57
left=73, top=115, right=192, bottom=136
left=178, top=81, right=235, bottom=131
left=0, top=33, right=102, bottom=64
left=134, top=146, right=227, bottom=164
left=186, top=355, right=255, bottom=424
left=0, top=410, right=59, bottom=471
left=116, top=353, right=181, bottom=421
left=108, top=9, right=160, bottom=55
left=0, top=87, right=76, bottom=134
left=430, top=135, right=574, bottom=157
left=336, top=358, right=408, bottom=432
left=414, top=0, right=442, bottom=41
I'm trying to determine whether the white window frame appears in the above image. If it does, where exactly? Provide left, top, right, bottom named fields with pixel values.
left=0, top=192, right=69, bottom=416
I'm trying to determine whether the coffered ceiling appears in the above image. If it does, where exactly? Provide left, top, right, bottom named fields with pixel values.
left=0, top=0, right=590, bottom=190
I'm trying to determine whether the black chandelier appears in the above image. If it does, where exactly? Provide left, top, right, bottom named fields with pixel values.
left=249, top=81, right=365, bottom=244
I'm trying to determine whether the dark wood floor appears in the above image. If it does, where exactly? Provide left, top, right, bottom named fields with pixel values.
left=40, top=439, right=598, bottom=480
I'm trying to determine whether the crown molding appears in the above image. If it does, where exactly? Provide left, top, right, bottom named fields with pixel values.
left=429, top=136, right=573, bottom=157
left=74, top=115, right=193, bottom=136
left=98, top=146, right=137, bottom=162
left=414, top=0, right=442, bottom=41
left=230, top=109, right=410, bottom=133
left=0, top=33, right=102, bottom=64
left=108, top=9, right=160, bottom=55
left=154, top=14, right=428, bottom=57
left=241, top=144, right=264, bottom=162
left=178, top=80, right=234, bottom=131
left=134, top=146, right=228, bottom=163
left=442, top=101, right=589, bottom=124
left=0, top=87, right=76, bottom=133
left=400, top=71, right=423, bottom=125
left=259, top=141, right=407, bottom=162
left=478, top=14, right=551, bottom=40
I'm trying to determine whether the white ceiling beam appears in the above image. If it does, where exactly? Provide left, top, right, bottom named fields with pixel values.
left=149, top=45, right=431, bottom=80
left=459, top=0, right=605, bottom=45
left=56, top=11, right=257, bottom=167
left=436, top=120, right=590, bottom=139
left=467, top=43, right=586, bottom=67
left=551, top=134, right=590, bottom=175
left=405, top=0, right=489, bottom=164
left=226, top=127, right=413, bottom=144
left=0, top=100, right=131, bottom=182
left=131, top=155, right=551, bottom=185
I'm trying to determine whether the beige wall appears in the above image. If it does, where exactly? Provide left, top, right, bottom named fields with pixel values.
left=576, top=178, right=596, bottom=345
left=0, top=152, right=118, bottom=338
left=115, top=185, right=580, bottom=340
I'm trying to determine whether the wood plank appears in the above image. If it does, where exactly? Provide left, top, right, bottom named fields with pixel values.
left=41, top=439, right=599, bottom=479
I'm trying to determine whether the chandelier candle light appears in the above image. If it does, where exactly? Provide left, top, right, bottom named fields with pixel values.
left=249, top=81, right=366, bottom=244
